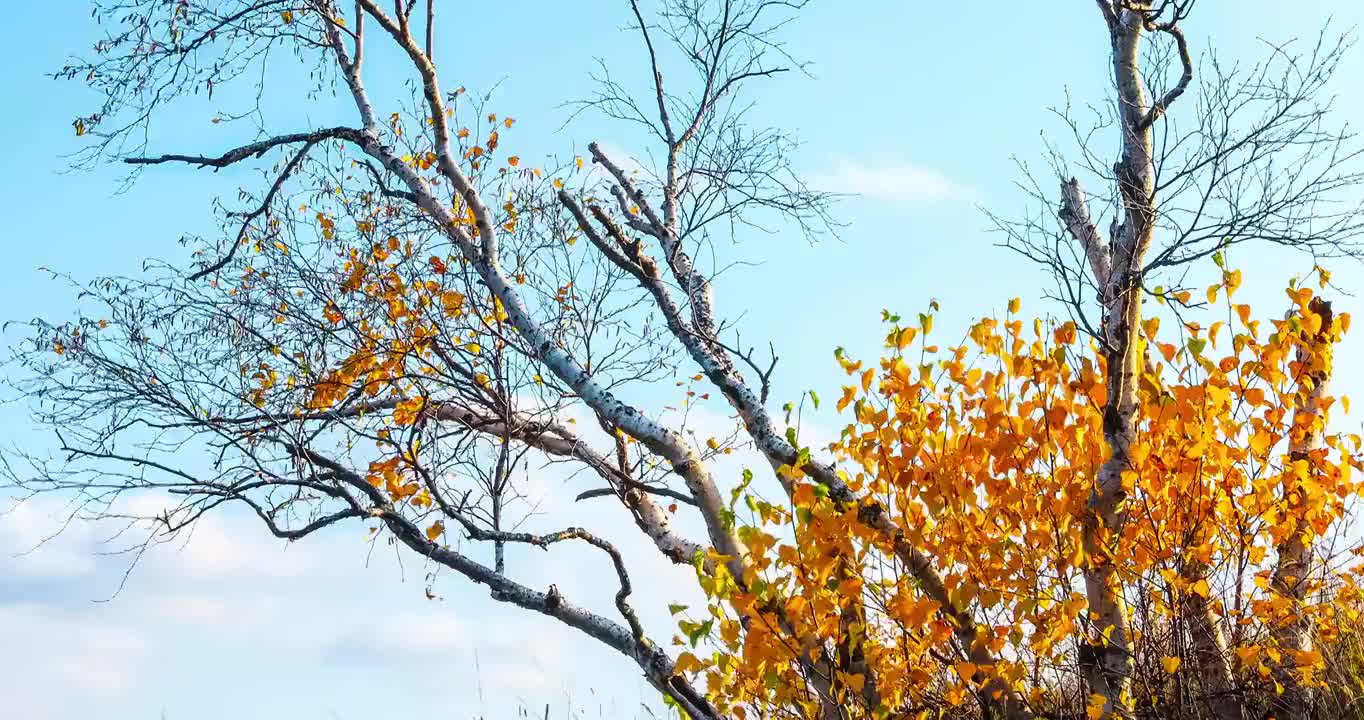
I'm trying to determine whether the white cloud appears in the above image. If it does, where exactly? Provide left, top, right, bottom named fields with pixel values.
left=0, top=604, right=152, bottom=720
left=322, top=610, right=465, bottom=664
left=319, top=607, right=569, bottom=700
left=0, top=499, right=97, bottom=578
left=146, top=514, right=321, bottom=581
left=0, top=405, right=797, bottom=720
left=812, top=156, right=960, bottom=200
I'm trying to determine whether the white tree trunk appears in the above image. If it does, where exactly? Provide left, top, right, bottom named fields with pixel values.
left=1269, top=299, right=1333, bottom=720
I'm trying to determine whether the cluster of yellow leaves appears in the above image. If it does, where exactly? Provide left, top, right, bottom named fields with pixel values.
left=368, top=456, right=433, bottom=509
left=227, top=212, right=515, bottom=508
left=681, top=273, right=1362, bottom=718
left=296, top=238, right=500, bottom=418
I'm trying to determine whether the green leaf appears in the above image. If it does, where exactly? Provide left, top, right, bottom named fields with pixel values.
left=685, top=619, right=714, bottom=646
left=668, top=603, right=688, bottom=616
left=809, top=390, right=820, bottom=410
left=730, top=467, right=755, bottom=509
left=764, top=669, right=781, bottom=690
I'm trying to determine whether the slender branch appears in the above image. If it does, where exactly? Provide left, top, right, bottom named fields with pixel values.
left=125, top=128, right=353, bottom=168
left=190, top=138, right=318, bottom=281
left=575, top=484, right=696, bottom=507
left=1143, top=20, right=1193, bottom=128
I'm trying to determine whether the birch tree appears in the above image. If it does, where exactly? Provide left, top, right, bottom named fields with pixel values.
left=4, top=2, right=1003, bottom=718
left=685, top=271, right=1360, bottom=720
left=7, top=3, right=1364, bottom=720
left=994, top=2, right=1364, bottom=718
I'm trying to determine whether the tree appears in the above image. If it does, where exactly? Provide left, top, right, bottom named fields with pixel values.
left=6, top=2, right=1362, bottom=720
left=7, top=2, right=882, bottom=718
left=990, top=2, right=1363, bottom=717
left=683, top=276, right=1362, bottom=720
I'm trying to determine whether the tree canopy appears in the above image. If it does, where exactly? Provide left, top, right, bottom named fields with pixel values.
left=5, top=2, right=1364, bottom=719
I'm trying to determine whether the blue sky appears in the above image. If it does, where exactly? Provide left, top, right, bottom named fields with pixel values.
left=2, top=2, right=1362, bottom=719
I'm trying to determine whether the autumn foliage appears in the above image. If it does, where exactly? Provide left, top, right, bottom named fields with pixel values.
left=672, top=270, right=1363, bottom=719
left=12, top=3, right=1364, bottom=720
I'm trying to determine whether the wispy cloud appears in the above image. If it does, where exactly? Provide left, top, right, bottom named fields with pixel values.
left=812, top=156, right=960, bottom=200
left=0, top=604, right=152, bottom=720
left=321, top=612, right=466, bottom=667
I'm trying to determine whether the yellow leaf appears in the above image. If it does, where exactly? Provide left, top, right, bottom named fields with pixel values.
left=895, top=326, right=918, bottom=350
left=1224, top=268, right=1243, bottom=297
left=1294, top=649, right=1323, bottom=667
left=425, top=520, right=444, bottom=542
left=1086, top=693, right=1108, bottom=720
left=674, top=652, right=703, bottom=676
left=954, top=662, right=978, bottom=685
left=845, top=672, right=866, bottom=693
left=441, top=290, right=466, bottom=316
left=836, top=385, right=857, bottom=413
left=1008, top=297, right=1021, bottom=314
left=1190, top=578, right=1210, bottom=598
left=1161, top=656, right=1182, bottom=674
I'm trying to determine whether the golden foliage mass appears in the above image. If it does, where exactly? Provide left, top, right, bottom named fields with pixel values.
left=673, top=273, right=1362, bottom=718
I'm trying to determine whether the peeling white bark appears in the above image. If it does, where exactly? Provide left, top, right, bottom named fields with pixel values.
left=584, top=142, right=1028, bottom=717
left=1269, top=300, right=1333, bottom=720
left=1060, top=177, right=1112, bottom=291
left=1067, top=7, right=1240, bottom=715
left=310, top=5, right=733, bottom=712
left=1068, top=6, right=1177, bottom=716
left=1181, top=574, right=1242, bottom=720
